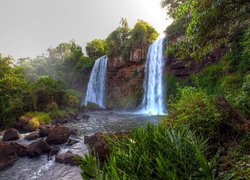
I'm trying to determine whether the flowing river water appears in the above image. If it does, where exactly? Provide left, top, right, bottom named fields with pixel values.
left=0, top=111, right=159, bottom=180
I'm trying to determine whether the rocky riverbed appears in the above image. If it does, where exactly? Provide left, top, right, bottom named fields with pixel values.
left=0, top=111, right=159, bottom=180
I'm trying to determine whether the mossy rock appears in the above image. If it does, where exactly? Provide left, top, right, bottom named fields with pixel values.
left=18, top=112, right=52, bottom=132
left=27, top=117, right=40, bottom=131
left=85, top=102, right=104, bottom=111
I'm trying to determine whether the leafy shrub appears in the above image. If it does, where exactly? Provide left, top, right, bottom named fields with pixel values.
left=80, top=124, right=217, bottom=179
left=226, top=74, right=250, bottom=118
left=166, top=74, right=195, bottom=106
left=165, top=16, right=189, bottom=40
left=86, top=39, right=107, bottom=59
left=49, top=109, right=68, bottom=119
left=198, top=64, right=224, bottom=95
left=162, top=87, right=222, bottom=139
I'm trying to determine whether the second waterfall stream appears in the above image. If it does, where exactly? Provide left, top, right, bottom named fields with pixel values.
left=140, top=37, right=166, bottom=115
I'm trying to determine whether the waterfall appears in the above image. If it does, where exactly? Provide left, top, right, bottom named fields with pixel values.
left=140, top=37, right=166, bottom=115
left=84, top=55, right=108, bottom=108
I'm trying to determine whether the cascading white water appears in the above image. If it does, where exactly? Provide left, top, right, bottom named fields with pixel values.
left=84, top=55, right=108, bottom=108
left=140, top=37, right=166, bottom=115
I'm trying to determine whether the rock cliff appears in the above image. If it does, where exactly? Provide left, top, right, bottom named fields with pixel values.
left=106, top=45, right=149, bottom=109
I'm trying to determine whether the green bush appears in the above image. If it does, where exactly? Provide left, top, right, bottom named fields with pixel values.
left=49, top=109, right=68, bottom=119
left=165, top=16, right=189, bottom=40
left=198, top=64, right=224, bottom=95
left=166, top=74, right=195, bottom=106
left=162, top=87, right=222, bottom=140
left=226, top=74, right=250, bottom=118
left=85, top=39, right=107, bottom=59
left=80, top=124, right=217, bottom=179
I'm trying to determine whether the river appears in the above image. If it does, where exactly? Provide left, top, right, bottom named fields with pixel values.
left=0, top=111, right=159, bottom=180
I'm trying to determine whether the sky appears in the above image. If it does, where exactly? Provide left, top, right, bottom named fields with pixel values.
left=0, top=0, right=172, bottom=59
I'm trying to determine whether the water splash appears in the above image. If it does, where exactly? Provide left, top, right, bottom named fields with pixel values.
left=84, top=56, right=108, bottom=108
left=139, top=37, right=166, bottom=115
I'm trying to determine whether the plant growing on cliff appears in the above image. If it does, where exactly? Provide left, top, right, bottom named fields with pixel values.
left=80, top=124, right=217, bottom=179
left=85, top=39, right=107, bottom=59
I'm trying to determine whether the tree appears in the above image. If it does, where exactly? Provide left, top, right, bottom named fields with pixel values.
left=85, top=39, right=106, bottom=58
left=0, top=54, right=30, bottom=127
left=105, top=18, right=131, bottom=57
left=130, top=20, right=159, bottom=48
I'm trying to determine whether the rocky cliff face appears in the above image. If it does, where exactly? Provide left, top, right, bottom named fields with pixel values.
left=106, top=45, right=149, bottom=109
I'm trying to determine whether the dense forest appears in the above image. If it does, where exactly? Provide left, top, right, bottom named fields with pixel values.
left=0, top=0, right=249, bottom=179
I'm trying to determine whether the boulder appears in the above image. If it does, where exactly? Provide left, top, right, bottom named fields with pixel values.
left=70, top=129, right=78, bottom=136
left=55, top=152, right=80, bottom=166
left=67, top=139, right=79, bottom=146
left=49, top=146, right=60, bottom=156
left=2, top=128, right=20, bottom=141
left=27, top=139, right=51, bottom=157
left=11, top=142, right=28, bottom=157
left=84, top=132, right=129, bottom=161
left=25, top=131, right=40, bottom=141
left=82, top=115, right=90, bottom=121
left=46, top=125, right=70, bottom=145
left=0, top=142, right=19, bottom=170
left=39, top=125, right=52, bottom=137
left=84, top=134, right=98, bottom=149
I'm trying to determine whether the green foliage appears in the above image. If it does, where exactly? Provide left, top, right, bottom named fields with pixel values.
left=218, top=135, right=250, bottom=179
left=162, top=0, right=249, bottom=59
left=165, top=74, right=195, bottom=106
left=31, top=76, right=80, bottom=111
left=19, top=41, right=95, bottom=92
left=194, top=27, right=250, bottom=118
left=226, top=74, right=250, bottom=118
left=0, top=55, right=30, bottom=128
left=80, top=124, right=217, bottom=179
left=49, top=109, right=68, bottom=119
left=129, top=20, right=159, bottom=48
left=162, top=87, right=222, bottom=140
left=198, top=64, right=225, bottom=95
left=165, top=16, right=189, bottom=40
left=106, top=19, right=159, bottom=60
left=106, top=28, right=130, bottom=57
left=86, top=39, right=107, bottom=59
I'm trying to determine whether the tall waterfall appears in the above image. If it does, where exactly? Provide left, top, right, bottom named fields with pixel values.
left=140, top=37, right=166, bottom=115
left=84, top=55, right=108, bottom=108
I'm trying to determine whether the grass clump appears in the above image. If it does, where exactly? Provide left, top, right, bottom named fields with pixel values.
left=80, top=124, right=217, bottom=179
